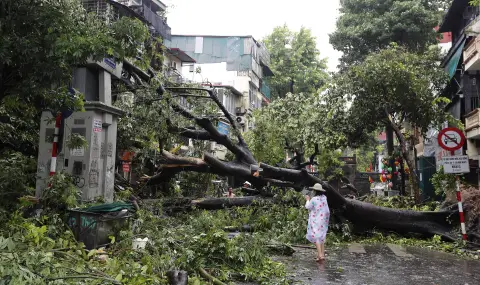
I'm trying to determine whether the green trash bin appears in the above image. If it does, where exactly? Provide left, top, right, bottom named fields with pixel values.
left=67, top=202, right=134, bottom=249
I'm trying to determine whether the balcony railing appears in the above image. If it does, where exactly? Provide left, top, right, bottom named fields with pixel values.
left=142, top=4, right=171, bottom=40
left=260, top=81, right=271, bottom=100
left=465, top=37, right=480, bottom=62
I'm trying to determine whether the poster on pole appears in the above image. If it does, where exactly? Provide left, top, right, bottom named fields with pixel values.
left=122, top=162, right=131, bottom=173
left=435, top=148, right=462, bottom=170
left=442, top=155, right=470, bottom=174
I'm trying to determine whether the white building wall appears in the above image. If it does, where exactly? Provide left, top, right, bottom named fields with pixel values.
left=164, top=54, right=182, bottom=70
left=439, top=42, right=452, bottom=54
left=179, top=62, right=252, bottom=109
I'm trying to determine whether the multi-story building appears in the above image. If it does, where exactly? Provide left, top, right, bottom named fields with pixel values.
left=435, top=0, right=480, bottom=185
left=116, top=0, right=171, bottom=40
left=165, top=35, right=274, bottom=131
left=164, top=48, right=196, bottom=84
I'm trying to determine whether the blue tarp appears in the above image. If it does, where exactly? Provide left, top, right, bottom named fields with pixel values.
left=445, top=38, right=466, bottom=79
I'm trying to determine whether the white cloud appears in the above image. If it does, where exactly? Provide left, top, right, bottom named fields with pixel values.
left=164, top=0, right=342, bottom=71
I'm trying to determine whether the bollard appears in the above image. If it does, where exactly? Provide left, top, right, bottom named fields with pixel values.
left=456, top=176, right=467, bottom=241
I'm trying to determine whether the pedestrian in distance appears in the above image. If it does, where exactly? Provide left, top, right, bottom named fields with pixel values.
left=305, top=183, right=330, bottom=262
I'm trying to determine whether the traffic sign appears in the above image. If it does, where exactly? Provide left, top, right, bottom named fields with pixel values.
left=442, top=155, right=470, bottom=174
left=437, top=127, right=465, bottom=152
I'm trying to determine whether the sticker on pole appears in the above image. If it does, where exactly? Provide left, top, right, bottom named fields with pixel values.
left=442, top=155, right=470, bottom=174
left=437, top=127, right=465, bottom=152
left=93, top=119, right=102, bottom=133
left=122, top=162, right=131, bottom=173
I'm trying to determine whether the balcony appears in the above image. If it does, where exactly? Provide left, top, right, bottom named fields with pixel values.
left=464, top=37, right=480, bottom=71
left=142, top=4, right=171, bottom=40
left=465, top=108, right=480, bottom=139
left=260, top=81, right=271, bottom=101
left=165, top=68, right=183, bottom=83
left=117, top=0, right=171, bottom=40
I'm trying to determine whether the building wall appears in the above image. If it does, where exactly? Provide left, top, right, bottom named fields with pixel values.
left=167, top=35, right=272, bottom=132
left=164, top=54, right=182, bottom=70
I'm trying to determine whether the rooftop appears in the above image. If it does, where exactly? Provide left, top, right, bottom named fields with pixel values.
left=167, top=48, right=196, bottom=63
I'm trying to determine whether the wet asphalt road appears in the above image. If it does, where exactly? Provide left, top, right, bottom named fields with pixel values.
left=274, top=244, right=480, bottom=285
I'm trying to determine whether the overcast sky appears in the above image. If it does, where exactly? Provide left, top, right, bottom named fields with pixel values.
left=163, top=0, right=342, bottom=71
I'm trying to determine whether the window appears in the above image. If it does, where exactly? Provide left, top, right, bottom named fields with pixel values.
left=249, top=84, right=256, bottom=108
left=221, top=89, right=236, bottom=115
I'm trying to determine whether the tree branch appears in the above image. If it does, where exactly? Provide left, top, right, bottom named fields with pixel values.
left=170, top=103, right=256, bottom=164
left=165, top=86, right=249, bottom=147
left=295, top=143, right=320, bottom=169
left=166, top=119, right=211, bottom=140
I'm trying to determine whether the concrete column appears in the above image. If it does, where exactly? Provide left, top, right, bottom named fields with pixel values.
left=99, top=70, right=112, bottom=105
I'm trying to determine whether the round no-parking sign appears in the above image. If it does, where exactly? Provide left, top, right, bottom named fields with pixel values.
left=437, top=127, right=465, bottom=152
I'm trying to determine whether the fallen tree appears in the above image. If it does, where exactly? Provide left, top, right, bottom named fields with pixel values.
left=146, top=87, right=459, bottom=241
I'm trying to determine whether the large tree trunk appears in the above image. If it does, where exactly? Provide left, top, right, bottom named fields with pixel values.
left=386, top=113, right=421, bottom=203
left=147, top=86, right=460, bottom=241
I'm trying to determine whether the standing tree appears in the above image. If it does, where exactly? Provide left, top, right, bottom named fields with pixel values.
left=263, top=25, right=329, bottom=99
left=328, top=45, right=454, bottom=202
left=244, top=92, right=346, bottom=179
left=329, top=0, right=447, bottom=69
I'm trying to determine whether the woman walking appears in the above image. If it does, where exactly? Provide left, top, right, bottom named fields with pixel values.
left=305, top=183, right=330, bottom=262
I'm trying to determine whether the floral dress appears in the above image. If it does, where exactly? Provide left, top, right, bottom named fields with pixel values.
left=305, top=195, right=330, bottom=244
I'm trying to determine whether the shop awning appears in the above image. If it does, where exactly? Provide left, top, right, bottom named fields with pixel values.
left=445, top=38, right=466, bottom=79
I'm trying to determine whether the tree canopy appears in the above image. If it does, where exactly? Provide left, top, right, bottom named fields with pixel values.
left=329, top=45, right=449, bottom=146
left=263, top=25, right=329, bottom=99
left=330, top=0, right=447, bottom=68
left=244, top=92, right=347, bottom=177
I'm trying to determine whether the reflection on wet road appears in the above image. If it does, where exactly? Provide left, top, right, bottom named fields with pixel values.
left=275, top=244, right=480, bottom=285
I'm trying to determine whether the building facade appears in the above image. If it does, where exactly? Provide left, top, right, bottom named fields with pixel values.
left=165, top=35, right=274, bottom=131
left=436, top=0, right=480, bottom=185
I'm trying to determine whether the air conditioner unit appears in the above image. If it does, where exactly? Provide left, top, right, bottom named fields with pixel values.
left=236, top=116, right=246, bottom=125
left=235, top=107, right=246, bottom=115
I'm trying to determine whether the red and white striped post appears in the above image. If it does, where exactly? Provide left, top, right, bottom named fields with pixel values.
left=48, top=112, right=62, bottom=185
left=455, top=175, right=467, bottom=241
